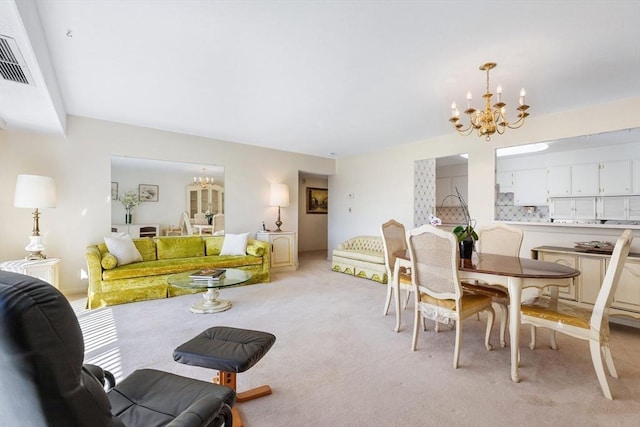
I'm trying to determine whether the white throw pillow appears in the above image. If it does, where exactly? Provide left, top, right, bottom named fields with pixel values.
left=220, top=233, right=249, bottom=256
left=104, top=234, right=143, bottom=266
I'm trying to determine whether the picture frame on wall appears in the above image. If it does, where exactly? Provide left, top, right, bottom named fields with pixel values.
left=111, top=182, right=118, bottom=201
left=306, top=187, right=328, bottom=214
left=139, top=184, right=159, bottom=202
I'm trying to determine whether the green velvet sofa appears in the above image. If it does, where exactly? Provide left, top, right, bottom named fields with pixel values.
left=85, top=235, right=270, bottom=309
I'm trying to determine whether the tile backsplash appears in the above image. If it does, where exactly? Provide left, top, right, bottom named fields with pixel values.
left=436, top=192, right=549, bottom=224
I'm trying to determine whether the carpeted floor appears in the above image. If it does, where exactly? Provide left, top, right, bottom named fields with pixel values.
left=72, top=251, right=640, bottom=427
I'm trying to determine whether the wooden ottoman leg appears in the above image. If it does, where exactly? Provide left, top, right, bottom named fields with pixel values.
left=214, top=370, right=272, bottom=402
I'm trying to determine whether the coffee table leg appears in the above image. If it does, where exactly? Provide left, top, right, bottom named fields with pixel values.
left=190, top=288, right=232, bottom=313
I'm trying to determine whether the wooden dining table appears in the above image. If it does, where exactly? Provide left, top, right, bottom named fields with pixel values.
left=394, top=251, right=580, bottom=383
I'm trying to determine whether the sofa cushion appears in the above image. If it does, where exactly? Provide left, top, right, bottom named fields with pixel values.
left=135, top=238, right=157, bottom=261
left=104, top=235, right=143, bottom=266
left=220, top=233, right=249, bottom=256
left=102, top=256, right=264, bottom=281
left=204, top=236, right=225, bottom=256
left=332, top=249, right=384, bottom=264
left=246, top=241, right=265, bottom=257
left=156, top=236, right=205, bottom=260
left=101, top=253, right=118, bottom=270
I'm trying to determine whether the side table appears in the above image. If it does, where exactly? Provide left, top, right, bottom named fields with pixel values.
left=0, top=258, right=61, bottom=288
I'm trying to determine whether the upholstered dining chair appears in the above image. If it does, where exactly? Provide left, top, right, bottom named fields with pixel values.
left=407, top=224, right=495, bottom=368
left=165, top=212, right=187, bottom=236
left=521, top=229, right=633, bottom=400
left=184, top=211, right=195, bottom=236
left=380, top=219, right=413, bottom=332
left=194, top=212, right=208, bottom=225
left=461, top=222, right=523, bottom=347
left=0, top=271, right=235, bottom=426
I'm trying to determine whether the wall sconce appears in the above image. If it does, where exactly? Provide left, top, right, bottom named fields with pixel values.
left=14, top=174, right=57, bottom=260
left=269, top=183, right=290, bottom=232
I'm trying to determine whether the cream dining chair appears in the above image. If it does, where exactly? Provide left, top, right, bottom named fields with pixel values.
left=521, top=229, right=632, bottom=400
left=407, top=224, right=495, bottom=368
left=183, top=212, right=195, bottom=236
left=461, top=222, right=523, bottom=347
left=380, top=219, right=413, bottom=332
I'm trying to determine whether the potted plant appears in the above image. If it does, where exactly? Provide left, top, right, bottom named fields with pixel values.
left=448, top=188, right=477, bottom=259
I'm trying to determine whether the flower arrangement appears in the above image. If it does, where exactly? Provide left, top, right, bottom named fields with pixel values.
left=119, top=190, right=140, bottom=210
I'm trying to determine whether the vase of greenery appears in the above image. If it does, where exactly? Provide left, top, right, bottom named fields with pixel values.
left=120, top=190, right=139, bottom=224
left=448, top=188, right=477, bottom=259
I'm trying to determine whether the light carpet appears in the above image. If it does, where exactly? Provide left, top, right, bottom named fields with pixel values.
left=72, top=251, right=640, bottom=427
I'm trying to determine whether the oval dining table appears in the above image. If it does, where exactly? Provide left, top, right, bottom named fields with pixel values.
left=394, top=251, right=580, bottom=383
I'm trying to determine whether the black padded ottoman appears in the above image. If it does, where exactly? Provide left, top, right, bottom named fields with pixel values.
left=174, top=326, right=276, bottom=427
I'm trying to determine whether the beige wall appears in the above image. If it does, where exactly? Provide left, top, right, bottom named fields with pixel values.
left=329, top=97, right=640, bottom=256
left=0, top=116, right=334, bottom=293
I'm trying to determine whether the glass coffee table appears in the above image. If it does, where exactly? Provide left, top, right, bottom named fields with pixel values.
left=168, top=268, right=252, bottom=313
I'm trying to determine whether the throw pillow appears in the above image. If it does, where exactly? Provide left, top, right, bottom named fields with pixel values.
left=104, top=234, right=143, bottom=266
left=220, top=233, right=249, bottom=256
left=101, top=253, right=118, bottom=270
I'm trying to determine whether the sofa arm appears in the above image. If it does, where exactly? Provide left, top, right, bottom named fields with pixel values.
left=85, top=245, right=104, bottom=298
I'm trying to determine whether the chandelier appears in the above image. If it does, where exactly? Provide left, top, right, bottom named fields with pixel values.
left=449, top=62, right=529, bottom=141
left=193, top=168, right=214, bottom=188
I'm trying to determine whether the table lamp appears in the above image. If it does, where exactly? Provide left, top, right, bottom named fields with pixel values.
left=14, top=174, right=57, bottom=260
left=269, top=183, right=289, bottom=232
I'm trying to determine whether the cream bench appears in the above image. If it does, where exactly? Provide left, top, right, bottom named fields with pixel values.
left=331, top=235, right=387, bottom=284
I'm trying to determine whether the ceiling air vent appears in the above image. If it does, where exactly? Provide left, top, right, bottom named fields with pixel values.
left=0, top=35, right=33, bottom=85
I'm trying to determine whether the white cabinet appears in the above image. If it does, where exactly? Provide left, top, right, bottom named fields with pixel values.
left=112, top=224, right=160, bottom=238
left=0, top=258, right=61, bottom=289
left=186, top=184, right=225, bottom=218
left=571, top=163, right=600, bottom=196
left=496, top=171, right=514, bottom=193
left=549, top=197, right=597, bottom=220
left=536, top=252, right=577, bottom=300
left=600, top=160, right=632, bottom=195
left=513, top=169, right=547, bottom=205
left=436, top=176, right=468, bottom=206
left=546, top=165, right=571, bottom=197
left=597, top=196, right=640, bottom=220
left=256, top=231, right=298, bottom=271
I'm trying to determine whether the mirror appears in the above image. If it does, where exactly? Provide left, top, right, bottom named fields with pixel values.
left=111, top=156, right=224, bottom=236
left=435, top=155, right=468, bottom=225
left=495, top=128, right=640, bottom=224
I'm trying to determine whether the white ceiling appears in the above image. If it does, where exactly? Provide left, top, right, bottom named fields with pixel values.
left=1, top=0, right=639, bottom=158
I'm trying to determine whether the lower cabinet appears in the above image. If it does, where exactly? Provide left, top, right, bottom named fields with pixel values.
left=112, top=224, right=160, bottom=238
left=256, top=231, right=298, bottom=271
left=532, top=246, right=640, bottom=319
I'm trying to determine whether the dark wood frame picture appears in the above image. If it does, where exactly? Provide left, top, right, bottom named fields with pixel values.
left=139, top=184, right=159, bottom=202
left=306, top=187, right=328, bottom=214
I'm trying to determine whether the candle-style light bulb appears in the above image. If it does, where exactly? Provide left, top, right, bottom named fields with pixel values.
left=497, top=84, right=502, bottom=102
left=466, top=91, right=472, bottom=108
left=520, top=88, right=526, bottom=97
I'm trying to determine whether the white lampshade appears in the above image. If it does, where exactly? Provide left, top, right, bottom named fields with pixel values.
left=269, top=183, right=290, bottom=207
left=14, top=175, right=57, bottom=208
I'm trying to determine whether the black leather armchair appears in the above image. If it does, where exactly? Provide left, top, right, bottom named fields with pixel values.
left=0, top=271, right=235, bottom=427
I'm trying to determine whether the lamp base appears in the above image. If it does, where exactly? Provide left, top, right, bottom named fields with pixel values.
left=274, top=206, right=283, bottom=232
left=25, top=235, right=46, bottom=260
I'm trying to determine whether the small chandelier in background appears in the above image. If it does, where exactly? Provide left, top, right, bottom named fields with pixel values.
left=449, top=62, right=530, bottom=141
left=194, top=168, right=214, bottom=188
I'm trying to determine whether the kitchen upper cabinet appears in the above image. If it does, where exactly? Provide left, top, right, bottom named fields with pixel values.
left=496, top=171, right=514, bottom=193
left=513, top=169, right=547, bottom=206
left=546, top=165, right=571, bottom=197
left=571, top=163, right=600, bottom=196
left=599, top=160, right=632, bottom=195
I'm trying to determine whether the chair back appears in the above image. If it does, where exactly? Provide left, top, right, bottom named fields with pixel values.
left=380, top=219, right=407, bottom=276
left=194, top=212, right=207, bottom=225
left=477, top=223, right=523, bottom=257
left=407, top=224, right=460, bottom=300
left=591, top=230, right=633, bottom=330
left=0, top=271, right=121, bottom=426
left=183, top=212, right=194, bottom=235
left=213, top=213, right=225, bottom=233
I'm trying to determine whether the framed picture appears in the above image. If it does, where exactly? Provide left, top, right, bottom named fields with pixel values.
left=111, top=182, right=118, bottom=200
left=306, top=187, right=328, bottom=214
left=139, top=184, right=159, bottom=202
